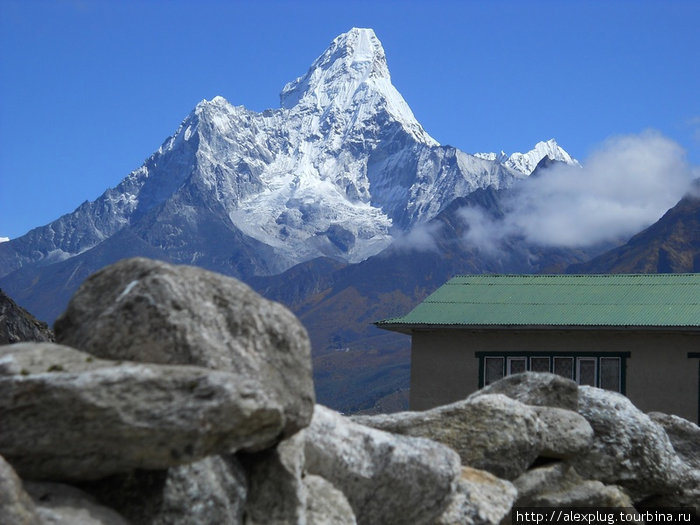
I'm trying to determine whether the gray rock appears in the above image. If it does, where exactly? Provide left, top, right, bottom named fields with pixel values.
left=434, top=466, right=516, bottom=525
left=241, top=431, right=307, bottom=525
left=305, top=405, right=460, bottom=525
left=468, top=372, right=579, bottom=410
left=513, top=463, right=634, bottom=508
left=54, top=257, right=314, bottom=437
left=648, top=412, right=700, bottom=469
left=353, top=394, right=542, bottom=480
left=571, top=386, right=688, bottom=500
left=304, top=474, right=356, bottom=525
left=23, top=481, right=129, bottom=525
left=154, top=455, right=247, bottom=525
left=534, top=406, right=593, bottom=459
left=0, top=343, right=283, bottom=480
left=0, top=454, right=40, bottom=525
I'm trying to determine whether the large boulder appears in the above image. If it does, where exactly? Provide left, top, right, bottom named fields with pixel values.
left=305, top=405, right=460, bottom=525
left=0, top=343, right=284, bottom=480
left=468, top=372, right=579, bottom=410
left=353, top=394, right=543, bottom=479
left=434, top=466, right=517, bottom=525
left=533, top=406, right=593, bottom=459
left=54, top=257, right=314, bottom=437
left=570, top=386, right=688, bottom=501
left=0, top=454, right=40, bottom=525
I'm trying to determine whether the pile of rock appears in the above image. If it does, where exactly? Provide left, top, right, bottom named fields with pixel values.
left=0, top=258, right=698, bottom=524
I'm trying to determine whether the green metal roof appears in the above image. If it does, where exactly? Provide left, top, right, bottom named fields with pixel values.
left=376, top=274, right=700, bottom=332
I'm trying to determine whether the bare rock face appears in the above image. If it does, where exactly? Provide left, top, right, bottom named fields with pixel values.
left=0, top=454, right=40, bottom=525
left=468, top=372, right=579, bottom=411
left=54, top=257, right=314, bottom=437
left=571, top=386, right=688, bottom=501
left=434, top=466, right=517, bottom=525
left=304, top=405, right=461, bottom=525
left=353, top=394, right=543, bottom=480
left=0, top=288, right=53, bottom=345
left=0, top=343, right=284, bottom=480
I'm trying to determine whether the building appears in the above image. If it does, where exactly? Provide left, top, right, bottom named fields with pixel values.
left=376, top=274, right=700, bottom=422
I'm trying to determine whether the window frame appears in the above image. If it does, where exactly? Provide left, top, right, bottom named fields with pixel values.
left=475, top=351, right=630, bottom=393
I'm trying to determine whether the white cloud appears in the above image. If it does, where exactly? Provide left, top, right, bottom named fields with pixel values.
left=391, top=221, right=443, bottom=252
left=0, top=237, right=9, bottom=243
left=461, top=130, right=696, bottom=249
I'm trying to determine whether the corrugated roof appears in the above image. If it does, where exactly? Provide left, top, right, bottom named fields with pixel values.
left=376, top=274, right=700, bottom=331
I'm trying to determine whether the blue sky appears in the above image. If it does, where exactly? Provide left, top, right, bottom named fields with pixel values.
left=1, top=0, right=699, bottom=240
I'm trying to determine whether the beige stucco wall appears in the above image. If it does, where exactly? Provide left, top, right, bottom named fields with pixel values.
left=410, top=329, right=700, bottom=423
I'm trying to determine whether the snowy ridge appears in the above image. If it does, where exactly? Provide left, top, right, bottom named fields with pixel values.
left=476, top=139, right=580, bottom=175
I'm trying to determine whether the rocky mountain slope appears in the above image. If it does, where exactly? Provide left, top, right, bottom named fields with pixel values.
left=0, top=289, right=53, bottom=345
left=568, top=180, right=700, bottom=274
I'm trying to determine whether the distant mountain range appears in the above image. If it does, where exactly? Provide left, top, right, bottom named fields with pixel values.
left=1, top=28, right=696, bottom=413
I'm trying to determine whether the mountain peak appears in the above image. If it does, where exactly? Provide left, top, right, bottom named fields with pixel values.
left=506, top=139, right=580, bottom=174
left=279, top=27, right=437, bottom=146
left=280, top=28, right=389, bottom=110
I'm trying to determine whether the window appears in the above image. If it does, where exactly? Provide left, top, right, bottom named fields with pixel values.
left=599, top=357, right=621, bottom=392
left=530, top=356, right=550, bottom=373
left=476, top=352, right=629, bottom=393
left=508, top=357, right=526, bottom=375
left=553, top=357, right=574, bottom=379
left=484, top=357, right=504, bottom=385
left=577, top=357, right=597, bottom=386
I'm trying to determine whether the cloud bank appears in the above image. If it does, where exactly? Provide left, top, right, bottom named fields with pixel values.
left=461, top=131, right=696, bottom=250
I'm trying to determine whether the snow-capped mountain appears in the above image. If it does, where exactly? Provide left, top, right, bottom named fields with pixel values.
left=475, top=139, right=580, bottom=175
left=0, top=28, right=542, bottom=279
